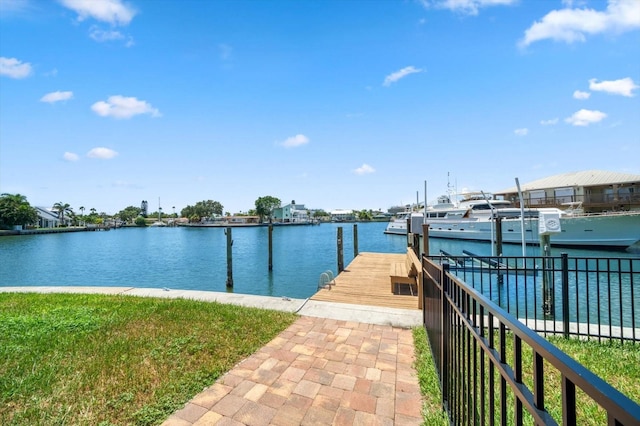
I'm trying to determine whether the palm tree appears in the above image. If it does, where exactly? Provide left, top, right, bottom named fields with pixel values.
left=52, top=202, right=71, bottom=227
left=79, top=206, right=85, bottom=225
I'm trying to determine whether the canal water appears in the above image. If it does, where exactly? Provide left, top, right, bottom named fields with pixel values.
left=1, top=222, right=638, bottom=300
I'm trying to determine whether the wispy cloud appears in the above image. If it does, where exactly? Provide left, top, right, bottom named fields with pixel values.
left=89, top=27, right=134, bottom=46
left=520, top=0, right=640, bottom=47
left=0, top=56, right=32, bottom=79
left=540, top=118, right=559, bottom=126
left=40, top=91, right=74, bottom=103
left=565, top=109, right=607, bottom=126
left=219, top=43, right=233, bottom=61
left=353, top=164, right=375, bottom=175
left=573, top=90, right=590, bottom=100
left=87, top=147, right=118, bottom=159
left=514, top=128, right=529, bottom=136
left=63, top=152, right=79, bottom=162
left=279, top=134, right=310, bottom=148
left=91, top=95, right=161, bottom=119
left=589, top=77, right=639, bottom=97
left=419, top=0, right=516, bottom=16
left=383, top=66, right=422, bottom=87
left=59, top=0, right=137, bottom=25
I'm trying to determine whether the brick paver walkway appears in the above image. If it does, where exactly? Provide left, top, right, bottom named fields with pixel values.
left=161, top=316, right=423, bottom=425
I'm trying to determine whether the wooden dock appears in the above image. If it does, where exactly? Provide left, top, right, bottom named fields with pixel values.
left=311, top=252, right=420, bottom=310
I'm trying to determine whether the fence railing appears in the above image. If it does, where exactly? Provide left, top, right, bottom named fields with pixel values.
left=426, top=253, right=639, bottom=343
left=421, top=256, right=640, bottom=425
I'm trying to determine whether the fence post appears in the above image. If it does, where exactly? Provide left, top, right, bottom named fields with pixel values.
left=561, top=253, right=569, bottom=338
left=441, top=263, right=450, bottom=410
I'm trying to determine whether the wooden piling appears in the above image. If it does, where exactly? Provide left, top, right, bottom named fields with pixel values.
left=337, top=227, right=344, bottom=272
left=495, top=217, right=503, bottom=256
left=422, top=223, right=430, bottom=256
left=268, top=224, right=273, bottom=271
left=406, top=217, right=411, bottom=247
left=225, top=227, right=233, bottom=287
left=353, top=224, right=359, bottom=257
left=540, top=233, right=554, bottom=316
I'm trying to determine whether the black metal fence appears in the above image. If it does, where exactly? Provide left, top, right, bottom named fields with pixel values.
left=421, top=256, right=640, bottom=425
left=427, top=253, right=639, bottom=343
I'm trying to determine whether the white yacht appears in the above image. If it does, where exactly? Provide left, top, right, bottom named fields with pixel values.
left=385, top=193, right=640, bottom=250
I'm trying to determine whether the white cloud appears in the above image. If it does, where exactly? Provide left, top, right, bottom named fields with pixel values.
left=589, top=77, right=639, bottom=97
left=40, top=91, right=74, bottom=103
left=520, top=0, right=640, bottom=47
left=419, top=0, right=516, bottom=16
left=280, top=134, right=310, bottom=148
left=87, top=147, right=118, bottom=159
left=383, top=66, right=422, bottom=86
left=89, top=27, right=124, bottom=42
left=540, top=118, right=559, bottom=125
left=91, top=95, right=161, bottom=119
left=0, top=56, right=33, bottom=79
left=565, top=109, right=607, bottom=126
left=514, top=128, right=529, bottom=136
left=59, top=0, right=137, bottom=25
left=353, top=164, right=375, bottom=175
left=63, top=152, right=79, bottom=161
left=573, top=90, right=590, bottom=100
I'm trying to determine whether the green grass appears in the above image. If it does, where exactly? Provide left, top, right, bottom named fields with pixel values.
left=413, top=326, right=640, bottom=425
left=0, top=293, right=296, bottom=426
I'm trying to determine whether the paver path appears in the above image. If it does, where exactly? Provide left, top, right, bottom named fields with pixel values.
left=162, top=316, right=423, bottom=425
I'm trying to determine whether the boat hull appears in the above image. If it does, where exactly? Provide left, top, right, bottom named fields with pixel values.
left=386, top=212, right=640, bottom=249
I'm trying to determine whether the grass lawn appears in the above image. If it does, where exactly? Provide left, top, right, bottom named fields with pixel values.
left=413, top=326, right=640, bottom=425
left=0, top=292, right=297, bottom=426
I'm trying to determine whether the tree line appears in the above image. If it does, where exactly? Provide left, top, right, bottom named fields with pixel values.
left=0, top=193, right=380, bottom=230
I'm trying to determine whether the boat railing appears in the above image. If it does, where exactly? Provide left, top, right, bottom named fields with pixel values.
left=420, top=255, right=640, bottom=425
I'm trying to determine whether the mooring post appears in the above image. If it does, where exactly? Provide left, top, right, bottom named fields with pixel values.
left=225, top=227, right=233, bottom=287
left=422, top=223, right=430, bottom=256
left=540, top=234, right=553, bottom=317
left=406, top=217, right=412, bottom=247
left=353, top=224, right=359, bottom=258
left=561, top=253, right=569, bottom=338
left=337, top=227, right=344, bottom=272
left=495, top=216, right=503, bottom=256
left=268, top=224, right=273, bottom=271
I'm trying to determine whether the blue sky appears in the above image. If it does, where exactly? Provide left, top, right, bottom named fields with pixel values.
left=1, top=0, right=639, bottom=215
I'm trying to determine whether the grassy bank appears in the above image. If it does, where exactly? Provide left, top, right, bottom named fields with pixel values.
left=413, top=327, right=640, bottom=424
left=0, top=293, right=296, bottom=425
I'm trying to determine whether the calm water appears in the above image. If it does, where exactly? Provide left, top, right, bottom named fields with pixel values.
left=1, top=222, right=638, bottom=300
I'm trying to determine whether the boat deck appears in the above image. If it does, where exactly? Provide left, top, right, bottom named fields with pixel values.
left=310, top=252, right=420, bottom=310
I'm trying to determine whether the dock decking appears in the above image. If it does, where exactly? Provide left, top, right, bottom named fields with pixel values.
left=310, top=252, right=420, bottom=310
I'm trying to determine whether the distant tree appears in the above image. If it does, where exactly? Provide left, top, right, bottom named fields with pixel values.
left=118, top=206, right=142, bottom=223
left=313, top=209, right=330, bottom=219
left=134, top=216, right=147, bottom=226
left=255, top=196, right=281, bottom=223
left=52, top=202, right=72, bottom=226
left=0, top=193, right=38, bottom=229
left=181, top=200, right=223, bottom=222
left=357, top=209, right=373, bottom=221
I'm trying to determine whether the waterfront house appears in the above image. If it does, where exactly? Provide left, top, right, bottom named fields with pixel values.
left=227, top=215, right=260, bottom=224
left=330, top=209, right=355, bottom=222
left=35, top=207, right=68, bottom=228
left=273, top=200, right=309, bottom=223
left=494, top=170, right=640, bottom=213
